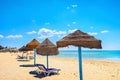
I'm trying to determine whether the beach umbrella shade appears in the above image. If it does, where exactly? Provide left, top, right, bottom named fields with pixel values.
left=26, top=39, right=40, bottom=65
left=57, top=30, right=102, bottom=80
left=36, top=38, right=59, bottom=68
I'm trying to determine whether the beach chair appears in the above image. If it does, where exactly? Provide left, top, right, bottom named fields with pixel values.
left=29, top=56, right=34, bottom=60
left=17, top=55, right=27, bottom=59
left=35, top=64, right=60, bottom=76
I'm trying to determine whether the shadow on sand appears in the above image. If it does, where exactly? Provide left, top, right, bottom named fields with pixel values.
left=29, top=71, right=46, bottom=78
left=17, top=59, right=30, bottom=62
left=19, top=64, right=35, bottom=67
left=29, top=70, right=59, bottom=79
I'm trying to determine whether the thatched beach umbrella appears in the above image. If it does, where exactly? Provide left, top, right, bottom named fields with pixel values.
left=26, top=39, right=40, bottom=49
left=26, top=39, right=40, bottom=65
left=19, top=46, right=32, bottom=58
left=57, top=30, right=102, bottom=80
left=36, top=38, right=59, bottom=68
left=19, top=46, right=32, bottom=51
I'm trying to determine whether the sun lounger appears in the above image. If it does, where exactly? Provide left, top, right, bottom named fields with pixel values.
left=17, top=55, right=27, bottom=59
left=35, top=64, right=60, bottom=76
left=29, top=56, right=34, bottom=60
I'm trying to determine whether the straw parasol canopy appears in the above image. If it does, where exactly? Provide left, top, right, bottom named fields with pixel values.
left=19, top=46, right=32, bottom=51
left=57, top=30, right=102, bottom=49
left=26, top=39, right=40, bottom=49
left=36, top=38, right=59, bottom=55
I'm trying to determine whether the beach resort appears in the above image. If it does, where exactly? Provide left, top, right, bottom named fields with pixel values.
left=1, top=0, right=120, bottom=80
left=0, top=30, right=120, bottom=80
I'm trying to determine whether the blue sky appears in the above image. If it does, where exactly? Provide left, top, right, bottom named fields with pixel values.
left=0, top=0, right=120, bottom=50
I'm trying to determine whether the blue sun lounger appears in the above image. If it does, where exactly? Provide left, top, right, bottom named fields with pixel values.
left=35, top=64, right=61, bottom=76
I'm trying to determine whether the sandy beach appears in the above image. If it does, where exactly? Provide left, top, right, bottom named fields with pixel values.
left=0, top=52, right=120, bottom=80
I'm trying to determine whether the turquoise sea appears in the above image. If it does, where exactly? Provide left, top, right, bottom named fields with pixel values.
left=53, top=50, right=120, bottom=62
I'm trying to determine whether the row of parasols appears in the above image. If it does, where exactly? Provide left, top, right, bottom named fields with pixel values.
left=19, top=30, right=102, bottom=80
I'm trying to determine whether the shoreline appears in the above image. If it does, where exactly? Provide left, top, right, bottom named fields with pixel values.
left=51, top=50, right=120, bottom=62
left=50, top=56, right=120, bottom=63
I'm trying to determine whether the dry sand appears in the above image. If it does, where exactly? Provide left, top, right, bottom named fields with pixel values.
left=0, top=52, right=120, bottom=80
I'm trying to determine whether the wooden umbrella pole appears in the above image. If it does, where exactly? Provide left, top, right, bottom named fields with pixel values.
left=78, top=47, right=83, bottom=80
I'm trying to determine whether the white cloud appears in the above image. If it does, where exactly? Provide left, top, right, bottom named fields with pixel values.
left=66, top=4, right=78, bottom=10
left=6, top=35, right=23, bottom=39
left=54, top=31, right=66, bottom=35
left=0, top=34, right=4, bottom=38
left=45, top=22, right=50, bottom=25
left=72, top=21, right=76, bottom=24
left=58, top=34, right=66, bottom=38
left=88, top=32, right=98, bottom=35
left=68, top=29, right=77, bottom=33
left=38, top=28, right=55, bottom=37
left=38, top=28, right=66, bottom=39
left=101, top=30, right=109, bottom=33
left=38, top=35, right=51, bottom=39
left=71, top=4, right=78, bottom=8
left=67, top=24, right=70, bottom=27
left=27, top=31, right=37, bottom=34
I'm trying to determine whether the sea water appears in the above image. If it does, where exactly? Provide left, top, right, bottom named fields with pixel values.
left=53, top=50, right=120, bottom=62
